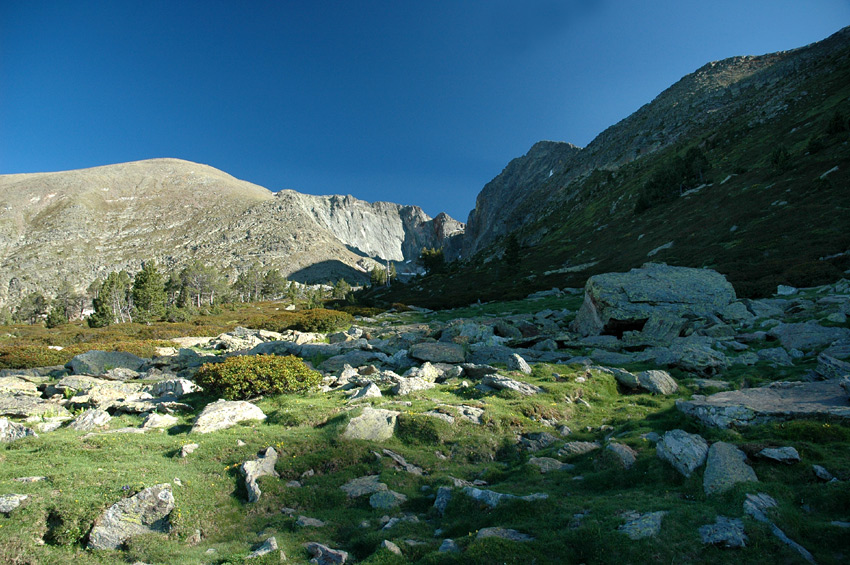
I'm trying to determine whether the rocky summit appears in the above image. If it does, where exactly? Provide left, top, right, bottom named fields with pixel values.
left=0, top=158, right=462, bottom=307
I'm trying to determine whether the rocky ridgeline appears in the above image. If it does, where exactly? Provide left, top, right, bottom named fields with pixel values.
left=0, top=158, right=462, bottom=307
left=1, top=263, right=849, bottom=560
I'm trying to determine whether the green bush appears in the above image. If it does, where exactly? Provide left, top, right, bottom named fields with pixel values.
left=291, top=309, right=353, bottom=333
left=338, top=305, right=385, bottom=318
left=194, top=354, right=321, bottom=400
left=0, top=345, right=70, bottom=369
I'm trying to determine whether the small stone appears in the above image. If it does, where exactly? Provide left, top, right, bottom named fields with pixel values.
left=285, top=480, right=302, bottom=488
left=69, top=408, right=112, bottom=431
left=13, top=476, right=46, bottom=483
left=507, top=354, right=532, bottom=374
left=348, top=382, right=382, bottom=402
left=380, top=540, right=402, bottom=555
left=305, top=541, right=349, bottom=564
left=699, top=516, right=747, bottom=548
left=618, top=511, right=667, bottom=540
left=241, top=447, right=280, bottom=503
left=340, top=475, right=387, bottom=498
left=142, top=413, right=179, bottom=429
left=438, top=539, right=460, bottom=553
left=296, top=515, right=326, bottom=528
left=0, top=494, right=28, bottom=514
left=813, top=464, right=834, bottom=482
left=88, top=484, right=175, bottom=550
left=559, top=441, right=601, bottom=457
left=247, top=536, right=279, bottom=559
left=607, top=442, right=638, bottom=469
left=476, top=527, right=534, bottom=542
left=179, top=443, right=199, bottom=458
left=190, top=399, right=266, bottom=434
left=434, top=487, right=452, bottom=515
left=757, top=446, right=800, bottom=464
left=744, top=492, right=777, bottom=523
left=656, top=429, right=708, bottom=477
left=342, top=407, right=399, bottom=441
left=369, top=490, right=407, bottom=509
left=528, top=456, right=574, bottom=473
left=704, top=442, right=758, bottom=495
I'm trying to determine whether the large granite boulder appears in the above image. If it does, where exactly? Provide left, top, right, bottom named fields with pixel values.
left=572, top=263, right=736, bottom=337
left=190, top=399, right=267, bottom=434
left=88, top=484, right=174, bottom=550
left=0, top=394, right=72, bottom=419
left=66, top=350, right=146, bottom=376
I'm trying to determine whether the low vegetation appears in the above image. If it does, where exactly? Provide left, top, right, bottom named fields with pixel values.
left=194, top=354, right=321, bottom=400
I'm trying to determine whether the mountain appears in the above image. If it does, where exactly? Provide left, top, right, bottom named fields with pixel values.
left=0, top=158, right=462, bottom=307
left=376, top=26, right=850, bottom=308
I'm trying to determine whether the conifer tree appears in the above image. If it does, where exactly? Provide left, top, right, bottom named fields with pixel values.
left=132, top=262, right=167, bottom=322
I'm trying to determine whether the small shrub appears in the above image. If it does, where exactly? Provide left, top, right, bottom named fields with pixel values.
left=337, top=305, right=385, bottom=318
left=0, top=345, right=69, bottom=369
left=291, top=309, right=353, bottom=333
left=194, top=354, right=321, bottom=400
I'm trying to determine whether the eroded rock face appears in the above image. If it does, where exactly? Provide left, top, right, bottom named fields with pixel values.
left=88, top=484, right=174, bottom=550
left=572, top=263, right=737, bottom=337
left=0, top=417, right=38, bottom=442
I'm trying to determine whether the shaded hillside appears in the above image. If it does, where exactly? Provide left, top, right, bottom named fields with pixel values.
left=370, top=27, right=850, bottom=309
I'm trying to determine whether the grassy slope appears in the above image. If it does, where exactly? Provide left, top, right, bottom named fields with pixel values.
left=0, top=301, right=848, bottom=564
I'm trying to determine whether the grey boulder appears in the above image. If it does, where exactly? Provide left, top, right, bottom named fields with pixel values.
left=88, top=484, right=174, bottom=550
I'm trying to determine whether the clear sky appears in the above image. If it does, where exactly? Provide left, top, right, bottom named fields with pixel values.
left=1, top=1, right=848, bottom=221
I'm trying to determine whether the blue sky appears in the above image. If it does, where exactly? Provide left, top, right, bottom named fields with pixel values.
left=1, top=1, right=848, bottom=221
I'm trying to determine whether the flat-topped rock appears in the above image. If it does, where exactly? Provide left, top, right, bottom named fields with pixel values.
left=677, top=379, right=850, bottom=428
left=409, top=342, right=465, bottom=364
left=342, top=407, right=399, bottom=441
left=0, top=394, right=71, bottom=419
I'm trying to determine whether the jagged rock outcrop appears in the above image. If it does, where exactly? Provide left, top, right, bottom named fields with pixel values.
left=0, top=159, right=462, bottom=307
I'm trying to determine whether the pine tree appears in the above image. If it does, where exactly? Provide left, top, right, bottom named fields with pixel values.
left=132, top=262, right=167, bottom=322
left=14, top=292, right=48, bottom=324
left=263, top=269, right=288, bottom=300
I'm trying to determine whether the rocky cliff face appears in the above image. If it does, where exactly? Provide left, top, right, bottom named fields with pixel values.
left=461, top=26, right=850, bottom=257
left=0, top=159, right=462, bottom=306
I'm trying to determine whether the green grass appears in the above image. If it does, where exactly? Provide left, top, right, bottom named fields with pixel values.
left=2, top=343, right=848, bottom=563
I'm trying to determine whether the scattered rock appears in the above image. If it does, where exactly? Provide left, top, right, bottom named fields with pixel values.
left=0, top=494, right=28, bottom=514
left=0, top=394, right=72, bottom=419
left=247, top=537, right=279, bottom=559
left=768, top=321, right=850, bottom=352
left=462, top=486, right=547, bottom=508
left=757, top=446, right=800, bottom=464
left=703, top=442, right=758, bottom=495
left=476, top=527, right=534, bottom=542
left=391, top=377, right=435, bottom=396
left=408, top=342, right=465, bottom=364
left=438, top=539, right=460, bottom=553
left=813, top=464, right=834, bottom=482
left=340, top=475, right=387, bottom=498
left=348, top=382, right=382, bottom=402
left=68, top=408, right=112, bottom=431
left=190, top=400, right=266, bottom=434
left=0, top=417, right=37, bottom=442
left=241, top=447, right=279, bottom=503
left=434, top=486, right=452, bottom=515
left=815, top=354, right=850, bottom=380
left=528, top=457, right=574, bottom=473
left=370, top=490, right=407, bottom=509
left=559, top=441, right=601, bottom=457
left=699, top=516, right=747, bottom=548
left=507, top=353, right=532, bottom=374
left=179, top=443, right=198, bottom=458
left=380, top=540, right=402, bottom=555
left=66, top=350, right=146, bottom=376
left=618, top=510, right=667, bottom=540
left=342, top=407, right=399, bottom=441
left=655, top=429, right=709, bottom=477
left=142, top=413, right=179, bottom=429
left=88, top=484, right=174, bottom=550
left=607, top=442, right=638, bottom=469
left=382, top=449, right=424, bottom=475
left=481, top=374, right=542, bottom=395
left=744, top=492, right=816, bottom=564
left=305, top=541, right=348, bottom=564
left=757, top=347, right=794, bottom=367
left=296, top=515, right=327, bottom=528
left=519, top=431, right=557, bottom=451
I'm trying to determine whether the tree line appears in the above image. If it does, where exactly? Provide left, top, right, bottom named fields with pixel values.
left=7, top=261, right=359, bottom=328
